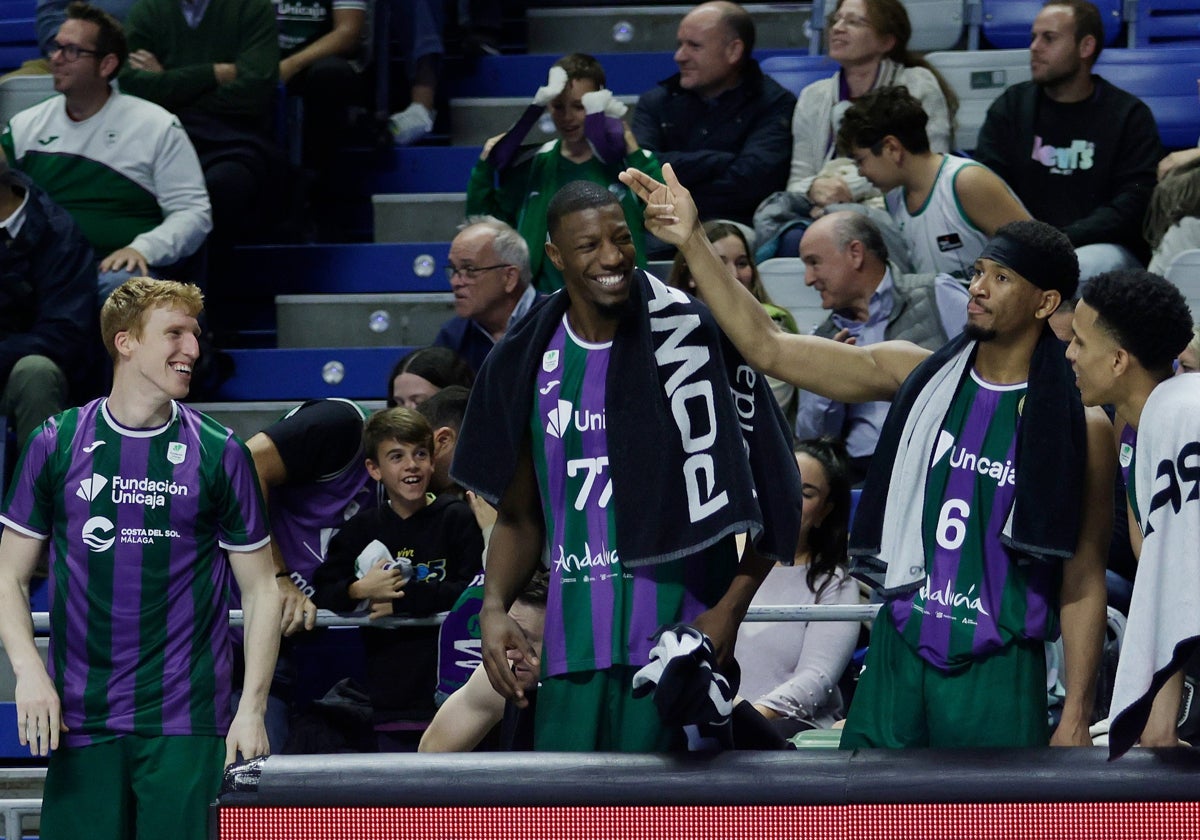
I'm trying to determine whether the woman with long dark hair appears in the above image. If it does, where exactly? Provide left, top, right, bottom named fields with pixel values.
left=386, top=345, right=475, bottom=409
left=736, top=437, right=861, bottom=736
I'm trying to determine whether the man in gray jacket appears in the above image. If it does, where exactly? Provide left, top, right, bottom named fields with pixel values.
left=793, top=210, right=968, bottom=483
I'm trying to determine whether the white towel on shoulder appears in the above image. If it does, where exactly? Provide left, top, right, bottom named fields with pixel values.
left=1109, top=376, right=1200, bottom=758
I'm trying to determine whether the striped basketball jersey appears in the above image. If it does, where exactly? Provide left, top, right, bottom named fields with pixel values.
left=886, top=155, right=1012, bottom=280
left=0, top=399, right=269, bottom=746
left=531, top=316, right=735, bottom=678
left=268, top=399, right=376, bottom=594
left=890, top=371, right=1060, bottom=671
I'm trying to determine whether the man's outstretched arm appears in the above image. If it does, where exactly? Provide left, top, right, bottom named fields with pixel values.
left=619, top=165, right=929, bottom=403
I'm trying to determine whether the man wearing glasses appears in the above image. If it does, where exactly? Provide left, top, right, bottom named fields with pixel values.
left=0, top=2, right=211, bottom=305
left=433, top=216, right=538, bottom=373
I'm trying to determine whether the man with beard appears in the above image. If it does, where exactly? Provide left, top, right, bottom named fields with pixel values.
left=621, top=164, right=1114, bottom=748
left=973, top=0, right=1161, bottom=283
left=450, top=180, right=801, bottom=751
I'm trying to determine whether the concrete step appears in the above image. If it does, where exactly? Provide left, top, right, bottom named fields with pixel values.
left=526, top=4, right=816, bottom=54
left=190, top=400, right=386, bottom=442
left=277, top=293, right=455, bottom=349
left=449, top=95, right=638, bottom=147
left=373, top=193, right=466, bottom=244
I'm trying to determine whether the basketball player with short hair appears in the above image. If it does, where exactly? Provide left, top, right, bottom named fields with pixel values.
left=622, top=164, right=1114, bottom=748
left=0, top=277, right=280, bottom=839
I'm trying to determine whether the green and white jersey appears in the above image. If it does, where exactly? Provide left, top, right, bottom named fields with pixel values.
left=1, top=89, right=210, bottom=263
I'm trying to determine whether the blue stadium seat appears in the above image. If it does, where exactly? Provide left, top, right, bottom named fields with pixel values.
left=1131, top=0, right=1200, bottom=46
left=0, top=0, right=38, bottom=72
left=234, top=243, right=450, bottom=295
left=448, top=52, right=677, bottom=98
left=340, top=146, right=480, bottom=194
left=1095, top=47, right=1200, bottom=148
left=981, top=0, right=1123, bottom=48
left=758, top=55, right=838, bottom=98
left=217, top=347, right=414, bottom=401
left=925, top=49, right=1031, bottom=151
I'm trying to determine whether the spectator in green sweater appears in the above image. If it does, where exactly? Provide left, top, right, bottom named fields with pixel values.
left=465, top=54, right=663, bottom=293
left=118, top=0, right=283, bottom=302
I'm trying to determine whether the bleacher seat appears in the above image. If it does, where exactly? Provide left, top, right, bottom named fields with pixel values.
left=1094, top=47, right=1200, bottom=149
left=902, top=0, right=968, bottom=51
left=925, top=49, right=1030, bottom=152
left=758, top=55, right=839, bottom=98
left=979, top=0, right=1123, bottom=48
left=217, top=347, right=413, bottom=401
left=0, top=0, right=37, bottom=73
left=0, top=73, right=52, bottom=127
left=365, top=146, right=480, bottom=193
left=1165, top=248, right=1200, bottom=314
left=236, top=243, right=450, bottom=295
left=1130, top=0, right=1200, bottom=46
left=928, top=47, right=1200, bottom=152
left=759, top=258, right=826, bottom=335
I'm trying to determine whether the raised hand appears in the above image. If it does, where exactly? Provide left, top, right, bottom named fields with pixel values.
left=533, top=66, right=568, bottom=107
left=619, top=163, right=699, bottom=247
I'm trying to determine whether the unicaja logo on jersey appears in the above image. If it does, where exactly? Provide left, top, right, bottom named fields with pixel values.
left=76, top=474, right=109, bottom=502
left=546, top=399, right=606, bottom=439
left=546, top=400, right=573, bottom=439
left=82, top=516, right=115, bottom=552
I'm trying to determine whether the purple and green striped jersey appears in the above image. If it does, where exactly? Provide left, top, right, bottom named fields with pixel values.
left=0, top=399, right=269, bottom=746
left=268, top=399, right=375, bottom=595
left=890, top=372, right=1059, bottom=671
left=531, top=317, right=735, bottom=678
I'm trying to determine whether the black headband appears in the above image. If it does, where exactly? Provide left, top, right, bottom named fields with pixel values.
left=977, top=232, right=1076, bottom=298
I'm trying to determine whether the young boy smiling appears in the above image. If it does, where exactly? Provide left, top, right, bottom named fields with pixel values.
left=313, top=408, right=483, bottom=750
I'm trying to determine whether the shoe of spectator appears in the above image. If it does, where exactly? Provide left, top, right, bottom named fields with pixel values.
left=389, top=103, right=434, bottom=146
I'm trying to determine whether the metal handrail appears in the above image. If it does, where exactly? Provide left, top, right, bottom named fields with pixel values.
left=0, top=797, right=40, bottom=840
left=25, top=604, right=880, bottom=634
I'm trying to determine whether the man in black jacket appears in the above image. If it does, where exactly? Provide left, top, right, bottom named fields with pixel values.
left=973, top=0, right=1161, bottom=284
left=0, top=162, right=96, bottom=445
left=633, top=2, right=794, bottom=232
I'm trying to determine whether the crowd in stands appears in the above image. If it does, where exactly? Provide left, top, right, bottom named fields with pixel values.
left=0, top=0, right=1198, bottom=832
